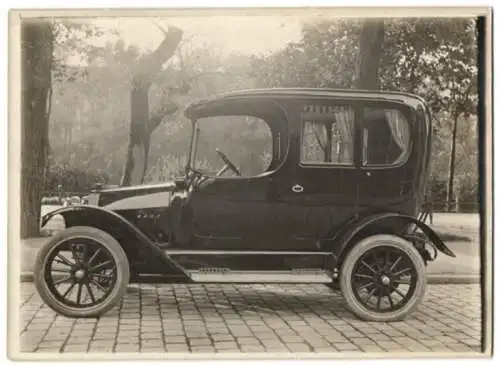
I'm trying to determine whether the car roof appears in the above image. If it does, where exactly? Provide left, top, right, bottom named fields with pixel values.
left=184, top=87, right=428, bottom=119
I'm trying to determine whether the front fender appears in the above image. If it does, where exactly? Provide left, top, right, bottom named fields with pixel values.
left=332, top=212, right=456, bottom=261
left=41, top=205, right=188, bottom=276
left=41, top=205, right=138, bottom=231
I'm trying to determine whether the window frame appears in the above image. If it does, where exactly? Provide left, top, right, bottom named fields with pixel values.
left=191, top=114, right=274, bottom=178
left=360, top=107, right=415, bottom=170
left=297, top=99, right=415, bottom=170
left=299, top=117, right=356, bottom=168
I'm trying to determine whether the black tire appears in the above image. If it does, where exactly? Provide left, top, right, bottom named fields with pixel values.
left=34, top=226, right=130, bottom=318
left=340, top=234, right=427, bottom=322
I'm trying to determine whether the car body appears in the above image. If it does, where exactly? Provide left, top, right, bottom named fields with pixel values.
left=35, top=88, right=455, bottom=322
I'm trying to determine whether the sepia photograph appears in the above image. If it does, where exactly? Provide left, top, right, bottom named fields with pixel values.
left=7, top=6, right=492, bottom=360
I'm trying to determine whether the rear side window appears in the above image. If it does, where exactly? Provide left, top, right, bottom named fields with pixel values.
left=299, top=102, right=412, bottom=168
left=300, top=104, right=355, bottom=165
left=362, top=108, right=411, bottom=167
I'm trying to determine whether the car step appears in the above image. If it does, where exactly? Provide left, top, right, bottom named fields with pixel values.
left=187, top=269, right=334, bottom=284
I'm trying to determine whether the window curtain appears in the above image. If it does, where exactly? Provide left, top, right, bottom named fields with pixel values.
left=301, top=104, right=355, bottom=163
left=303, top=105, right=328, bottom=160
left=384, top=109, right=410, bottom=153
left=334, top=106, right=355, bottom=162
left=311, top=122, right=327, bottom=147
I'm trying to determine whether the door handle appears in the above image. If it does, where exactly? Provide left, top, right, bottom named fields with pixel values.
left=292, top=184, right=304, bottom=193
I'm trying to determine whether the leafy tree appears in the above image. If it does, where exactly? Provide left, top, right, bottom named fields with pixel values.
left=47, top=23, right=127, bottom=187
left=250, top=19, right=362, bottom=89
left=47, top=42, right=134, bottom=185
left=51, top=20, right=107, bottom=82
left=381, top=18, right=478, bottom=210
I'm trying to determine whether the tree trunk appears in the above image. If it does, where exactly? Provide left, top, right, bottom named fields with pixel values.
left=356, top=19, right=385, bottom=90
left=121, top=86, right=150, bottom=186
left=446, top=112, right=460, bottom=211
left=120, top=26, right=183, bottom=186
left=355, top=19, right=386, bottom=165
left=21, top=20, right=53, bottom=238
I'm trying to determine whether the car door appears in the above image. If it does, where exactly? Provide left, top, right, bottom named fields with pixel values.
left=273, top=100, right=364, bottom=250
left=183, top=110, right=289, bottom=251
left=188, top=175, right=275, bottom=249
left=182, top=170, right=328, bottom=272
left=356, top=104, right=417, bottom=206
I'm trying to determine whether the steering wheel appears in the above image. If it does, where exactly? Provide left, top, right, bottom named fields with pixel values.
left=215, top=149, right=242, bottom=176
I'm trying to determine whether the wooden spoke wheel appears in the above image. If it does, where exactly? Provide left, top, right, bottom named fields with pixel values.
left=340, top=235, right=427, bottom=322
left=34, top=227, right=129, bottom=318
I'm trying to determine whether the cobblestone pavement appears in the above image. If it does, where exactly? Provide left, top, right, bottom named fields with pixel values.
left=19, top=283, right=483, bottom=354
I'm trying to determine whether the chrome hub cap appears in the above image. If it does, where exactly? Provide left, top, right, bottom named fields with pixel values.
left=74, top=269, right=85, bottom=280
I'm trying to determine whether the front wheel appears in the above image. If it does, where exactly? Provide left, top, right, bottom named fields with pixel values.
left=34, top=226, right=130, bottom=318
left=340, top=234, right=427, bottom=322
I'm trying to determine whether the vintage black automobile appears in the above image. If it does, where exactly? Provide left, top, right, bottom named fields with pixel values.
left=35, top=88, right=455, bottom=322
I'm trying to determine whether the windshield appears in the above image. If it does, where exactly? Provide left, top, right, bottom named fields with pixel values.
left=188, top=115, right=273, bottom=177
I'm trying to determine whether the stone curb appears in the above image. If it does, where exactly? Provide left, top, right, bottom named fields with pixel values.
left=19, top=272, right=481, bottom=285
left=424, top=274, right=481, bottom=284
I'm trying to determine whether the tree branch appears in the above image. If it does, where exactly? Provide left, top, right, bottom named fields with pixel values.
left=153, top=21, right=169, bottom=36
left=134, top=25, right=183, bottom=87
left=147, top=102, right=179, bottom=133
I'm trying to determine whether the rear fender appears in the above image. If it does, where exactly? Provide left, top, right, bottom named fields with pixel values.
left=41, top=205, right=188, bottom=277
left=332, top=212, right=455, bottom=264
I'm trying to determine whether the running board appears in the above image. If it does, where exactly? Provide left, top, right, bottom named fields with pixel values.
left=187, top=270, right=334, bottom=284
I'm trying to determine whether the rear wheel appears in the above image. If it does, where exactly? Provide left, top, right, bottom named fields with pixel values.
left=34, top=226, right=130, bottom=318
left=340, top=234, right=427, bottom=322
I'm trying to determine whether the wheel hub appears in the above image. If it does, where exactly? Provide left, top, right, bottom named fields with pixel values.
left=74, top=269, right=86, bottom=280
left=350, top=244, right=419, bottom=315
left=380, top=275, right=391, bottom=286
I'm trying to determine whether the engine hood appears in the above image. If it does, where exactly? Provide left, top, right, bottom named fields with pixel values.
left=96, top=182, right=178, bottom=210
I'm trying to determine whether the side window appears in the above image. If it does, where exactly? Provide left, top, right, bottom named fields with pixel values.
left=193, top=115, right=273, bottom=177
left=300, top=104, right=355, bottom=165
left=362, top=108, right=411, bottom=166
